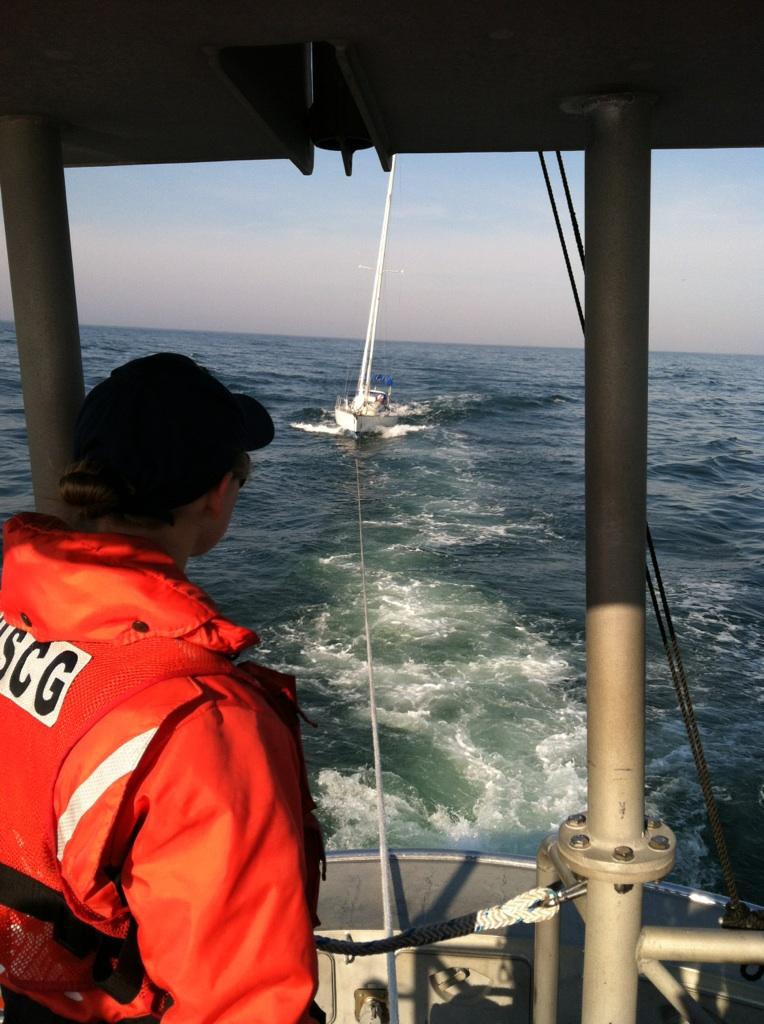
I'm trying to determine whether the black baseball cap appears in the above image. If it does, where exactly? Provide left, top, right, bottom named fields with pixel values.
left=73, top=352, right=274, bottom=517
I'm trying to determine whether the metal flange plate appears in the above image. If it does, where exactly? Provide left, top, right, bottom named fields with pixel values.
left=556, top=813, right=676, bottom=884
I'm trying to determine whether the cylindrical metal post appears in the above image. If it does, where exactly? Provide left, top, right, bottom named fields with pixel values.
left=0, top=116, right=84, bottom=515
left=639, top=927, right=764, bottom=964
left=533, top=837, right=561, bottom=1024
left=581, top=94, right=653, bottom=1024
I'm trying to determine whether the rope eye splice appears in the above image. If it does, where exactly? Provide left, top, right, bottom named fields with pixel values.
left=314, top=882, right=587, bottom=957
left=476, top=881, right=587, bottom=931
left=530, top=880, right=588, bottom=913
left=473, top=886, right=561, bottom=932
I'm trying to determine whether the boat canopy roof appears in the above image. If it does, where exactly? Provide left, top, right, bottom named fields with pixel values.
left=2, top=1, right=763, bottom=172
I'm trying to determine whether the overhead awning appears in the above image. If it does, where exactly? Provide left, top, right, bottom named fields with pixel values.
left=1, top=1, right=763, bottom=171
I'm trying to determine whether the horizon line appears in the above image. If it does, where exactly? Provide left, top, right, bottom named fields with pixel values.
left=0, top=318, right=761, bottom=359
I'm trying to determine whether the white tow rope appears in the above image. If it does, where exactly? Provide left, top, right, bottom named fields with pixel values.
left=354, top=457, right=400, bottom=1024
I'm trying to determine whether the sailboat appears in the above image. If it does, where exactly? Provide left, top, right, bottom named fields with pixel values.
left=335, top=155, right=399, bottom=434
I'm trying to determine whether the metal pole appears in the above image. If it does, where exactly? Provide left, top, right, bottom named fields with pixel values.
left=356, top=154, right=396, bottom=403
left=581, top=94, right=653, bottom=1024
left=639, top=927, right=764, bottom=964
left=638, top=960, right=719, bottom=1024
left=0, top=115, right=84, bottom=516
left=533, top=837, right=561, bottom=1024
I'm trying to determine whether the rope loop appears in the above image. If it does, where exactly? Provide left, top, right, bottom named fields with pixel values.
left=315, top=886, right=560, bottom=957
left=475, top=887, right=559, bottom=931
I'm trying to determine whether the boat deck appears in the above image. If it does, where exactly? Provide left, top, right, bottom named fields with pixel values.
left=316, top=850, right=764, bottom=1023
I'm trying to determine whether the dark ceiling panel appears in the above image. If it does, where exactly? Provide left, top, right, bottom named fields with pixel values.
left=1, top=1, right=762, bottom=168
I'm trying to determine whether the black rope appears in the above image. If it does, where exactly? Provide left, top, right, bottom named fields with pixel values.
left=645, top=547, right=737, bottom=903
left=537, top=152, right=585, bottom=333
left=316, top=911, right=478, bottom=956
left=555, top=151, right=586, bottom=272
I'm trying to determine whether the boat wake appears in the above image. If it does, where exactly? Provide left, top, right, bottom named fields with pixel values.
left=290, top=421, right=343, bottom=435
left=291, top=418, right=429, bottom=439
left=379, top=423, right=430, bottom=437
left=395, top=393, right=484, bottom=422
left=278, top=543, right=588, bottom=855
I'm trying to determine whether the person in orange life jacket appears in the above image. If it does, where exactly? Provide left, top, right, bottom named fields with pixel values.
left=0, top=353, right=325, bottom=1024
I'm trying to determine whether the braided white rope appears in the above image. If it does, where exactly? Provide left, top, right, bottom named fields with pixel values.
left=354, top=458, right=399, bottom=1024
left=475, top=887, right=560, bottom=931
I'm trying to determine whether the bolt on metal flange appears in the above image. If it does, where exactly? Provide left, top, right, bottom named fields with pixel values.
left=569, top=834, right=591, bottom=850
left=566, top=813, right=587, bottom=828
left=558, top=817, right=677, bottom=882
left=646, top=817, right=663, bottom=831
left=613, top=846, right=635, bottom=862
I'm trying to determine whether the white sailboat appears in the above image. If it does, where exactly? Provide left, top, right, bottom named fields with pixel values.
left=335, top=155, right=399, bottom=434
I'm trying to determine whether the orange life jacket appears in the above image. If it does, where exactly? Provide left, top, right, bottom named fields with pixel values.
left=0, top=514, right=323, bottom=1021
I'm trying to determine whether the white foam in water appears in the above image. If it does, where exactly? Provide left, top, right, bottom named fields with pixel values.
left=286, top=543, right=591, bottom=854
left=290, top=421, right=343, bottom=435
left=394, top=393, right=483, bottom=419
left=318, top=553, right=356, bottom=566
left=393, top=401, right=430, bottom=417
left=519, top=653, right=571, bottom=684
left=290, top=419, right=428, bottom=439
left=642, top=745, right=722, bottom=889
left=283, top=438, right=587, bottom=855
left=317, top=768, right=436, bottom=849
left=370, top=506, right=562, bottom=549
left=380, top=423, right=430, bottom=437
left=534, top=727, right=588, bottom=822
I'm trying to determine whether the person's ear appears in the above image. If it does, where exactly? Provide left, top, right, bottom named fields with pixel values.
left=202, top=472, right=236, bottom=518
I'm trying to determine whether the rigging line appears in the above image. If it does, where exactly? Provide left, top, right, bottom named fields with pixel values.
left=353, top=457, right=400, bottom=1022
left=555, top=151, right=585, bottom=271
left=537, top=151, right=585, bottom=333
left=645, top=528, right=740, bottom=907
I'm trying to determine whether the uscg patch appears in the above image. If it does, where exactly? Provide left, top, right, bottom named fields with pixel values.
left=0, top=615, right=91, bottom=726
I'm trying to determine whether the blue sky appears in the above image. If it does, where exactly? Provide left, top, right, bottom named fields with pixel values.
left=1, top=148, right=762, bottom=353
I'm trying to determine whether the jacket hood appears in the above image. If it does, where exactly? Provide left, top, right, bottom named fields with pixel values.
left=0, top=513, right=259, bottom=653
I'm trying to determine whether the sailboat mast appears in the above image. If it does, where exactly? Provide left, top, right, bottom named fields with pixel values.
left=356, top=155, right=397, bottom=402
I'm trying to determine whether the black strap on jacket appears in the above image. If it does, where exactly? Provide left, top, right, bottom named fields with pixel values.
left=1, top=987, right=79, bottom=1024
left=0, top=987, right=157, bottom=1024
left=0, top=862, right=145, bottom=1004
left=0, top=863, right=96, bottom=958
left=92, top=918, right=145, bottom=1004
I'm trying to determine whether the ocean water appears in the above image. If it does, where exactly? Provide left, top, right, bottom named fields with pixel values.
left=1, top=321, right=762, bottom=904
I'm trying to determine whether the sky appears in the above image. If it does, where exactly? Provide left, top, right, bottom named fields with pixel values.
left=1, top=147, right=763, bottom=354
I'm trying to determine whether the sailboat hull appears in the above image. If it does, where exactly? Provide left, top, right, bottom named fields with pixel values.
left=335, top=404, right=398, bottom=434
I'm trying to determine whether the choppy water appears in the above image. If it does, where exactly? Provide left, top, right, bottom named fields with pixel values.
left=1, top=321, right=762, bottom=902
